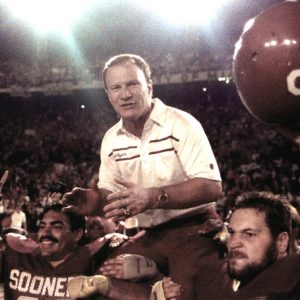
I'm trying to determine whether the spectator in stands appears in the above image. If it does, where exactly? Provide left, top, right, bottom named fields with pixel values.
left=8, top=200, right=27, bottom=235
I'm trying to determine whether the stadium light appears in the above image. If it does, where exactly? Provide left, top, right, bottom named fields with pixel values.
left=137, top=0, right=233, bottom=26
left=1, top=0, right=99, bottom=35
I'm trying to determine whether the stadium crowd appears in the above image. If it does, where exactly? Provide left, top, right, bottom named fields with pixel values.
left=0, top=51, right=299, bottom=300
left=0, top=80, right=299, bottom=235
left=0, top=48, right=233, bottom=90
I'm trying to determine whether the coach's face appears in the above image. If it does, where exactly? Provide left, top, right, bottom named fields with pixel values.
left=105, top=62, right=153, bottom=125
left=226, top=208, right=280, bottom=281
left=38, top=210, right=81, bottom=266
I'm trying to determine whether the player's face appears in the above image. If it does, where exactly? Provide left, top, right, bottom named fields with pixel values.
left=38, top=210, right=79, bottom=263
left=86, top=216, right=104, bottom=240
left=227, top=209, right=278, bottom=281
left=105, top=62, right=153, bottom=125
left=87, top=216, right=117, bottom=240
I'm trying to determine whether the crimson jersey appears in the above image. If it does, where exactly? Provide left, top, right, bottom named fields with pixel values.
left=3, top=244, right=92, bottom=300
left=195, top=254, right=300, bottom=300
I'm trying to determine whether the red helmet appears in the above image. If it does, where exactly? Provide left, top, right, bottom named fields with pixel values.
left=233, top=0, right=300, bottom=144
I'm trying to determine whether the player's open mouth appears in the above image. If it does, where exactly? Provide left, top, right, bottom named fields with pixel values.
left=39, top=240, right=58, bottom=250
left=39, top=237, right=58, bottom=246
left=228, top=251, right=247, bottom=260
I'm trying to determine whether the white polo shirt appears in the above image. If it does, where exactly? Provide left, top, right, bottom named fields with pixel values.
left=99, top=98, right=221, bottom=227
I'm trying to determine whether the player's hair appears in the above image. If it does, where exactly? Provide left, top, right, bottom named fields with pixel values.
left=102, top=53, right=152, bottom=89
left=232, top=191, right=292, bottom=239
left=39, top=203, right=86, bottom=232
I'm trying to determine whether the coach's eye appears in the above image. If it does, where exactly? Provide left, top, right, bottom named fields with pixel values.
left=128, top=81, right=139, bottom=86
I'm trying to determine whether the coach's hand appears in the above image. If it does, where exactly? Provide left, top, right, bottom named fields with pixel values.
left=104, top=178, right=157, bottom=221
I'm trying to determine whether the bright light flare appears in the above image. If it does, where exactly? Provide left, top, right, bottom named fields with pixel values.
left=138, top=0, right=233, bottom=26
left=2, top=0, right=98, bottom=35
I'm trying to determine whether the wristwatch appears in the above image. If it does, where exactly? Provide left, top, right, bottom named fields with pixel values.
left=158, top=189, right=168, bottom=207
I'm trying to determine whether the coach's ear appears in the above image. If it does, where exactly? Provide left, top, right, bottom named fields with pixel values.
left=276, top=232, right=289, bottom=257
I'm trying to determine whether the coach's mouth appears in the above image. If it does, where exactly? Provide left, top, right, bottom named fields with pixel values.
left=121, top=102, right=135, bottom=108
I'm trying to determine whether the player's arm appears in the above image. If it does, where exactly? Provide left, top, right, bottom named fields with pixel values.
left=68, top=275, right=152, bottom=300
left=85, top=236, right=108, bottom=256
left=99, top=254, right=160, bottom=282
left=68, top=253, right=162, bottom=299
left=0, top=170, right=8, bottom=194
left=0, top=237, right=4, bottom=281
left=5, top=233, right=39, bottom=254
left=0, top=233, right=39, bottom=281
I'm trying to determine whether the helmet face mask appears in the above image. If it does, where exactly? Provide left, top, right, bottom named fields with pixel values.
left=233, top=1, right=300, bottom=144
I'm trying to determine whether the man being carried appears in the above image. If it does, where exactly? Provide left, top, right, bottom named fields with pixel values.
left=63, top=53, right=223, bottom=299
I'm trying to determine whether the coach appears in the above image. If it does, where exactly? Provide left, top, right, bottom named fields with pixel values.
left=63, top=53, right=223, bottom=299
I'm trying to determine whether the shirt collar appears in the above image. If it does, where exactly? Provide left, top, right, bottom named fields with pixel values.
left=116, top=98, right=166, bottom=135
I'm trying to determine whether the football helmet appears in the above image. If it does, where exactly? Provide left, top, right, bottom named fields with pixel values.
left=233, top=0, right=300, bottom=144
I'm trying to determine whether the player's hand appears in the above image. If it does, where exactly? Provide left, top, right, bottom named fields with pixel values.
left=61, top=187, right=104, bottom=216
left=47, top=192, right=63, bottom=204
left=104, top=178, right=156, bottom=221
left=100, top=254, right=158, bottom=281
left=99, top=255, right=128, bottom=279
left=0, top=170, right=9, bottom=193
left=151, top=278, right=182, bottom=300
left=197, top=218, right=224, bottom=236
left=163, top=277, right=182, bottom=300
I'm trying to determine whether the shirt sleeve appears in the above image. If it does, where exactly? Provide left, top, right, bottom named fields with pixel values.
left=174, top=112, right=221, bottom=181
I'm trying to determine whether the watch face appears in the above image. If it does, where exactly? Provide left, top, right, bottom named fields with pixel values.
left=159, top=191, right=168, bottom=205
